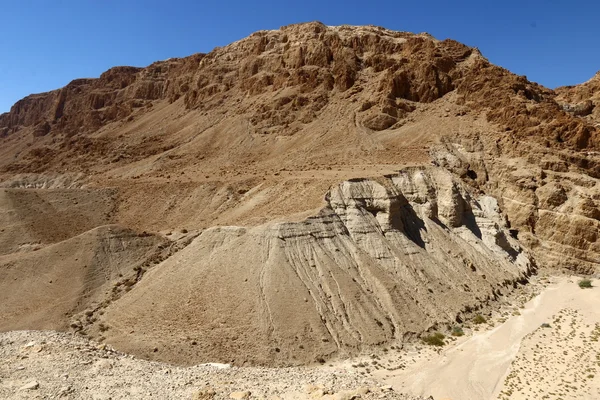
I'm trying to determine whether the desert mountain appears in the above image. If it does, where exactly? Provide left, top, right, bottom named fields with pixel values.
left=556, top=71, right=600, bottom=125
left=0, top=22, right=598, bottom=366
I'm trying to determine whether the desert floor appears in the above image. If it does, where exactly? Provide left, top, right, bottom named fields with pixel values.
left=374, top=275, right=600, bottom=400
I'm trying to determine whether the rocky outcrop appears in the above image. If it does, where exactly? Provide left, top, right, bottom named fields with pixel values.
left=556, top=71, right=600, bottom=126
left=432, top=136, right=600, bottom=274
left=0, top=60, right=197, bottom=138
left=0, top=23, right=473, bottom=147
left=560, top=100, right=594, bottom=117
left=97, top=167, right=533, bottom=366
left=4, top=23, right=597, bottom=174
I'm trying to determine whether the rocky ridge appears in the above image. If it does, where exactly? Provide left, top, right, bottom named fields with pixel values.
left=1, top=22, right=597, bottom=174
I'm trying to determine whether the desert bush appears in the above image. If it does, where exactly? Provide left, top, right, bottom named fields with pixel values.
left=451, top=326, right=465, bottom=336
left=422, top=332, right=445, bottom=346
left=473, top=314, right=487, bottom=324
left=579, top=278, right=593, bottom=289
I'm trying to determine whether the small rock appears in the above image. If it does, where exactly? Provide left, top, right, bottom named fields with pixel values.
left=194, top=388, right=217, bottom=400
left=59, top=386, right=72, bottom=395
left=305, top=384, right=325, bottom=394
left=95, top=359, right=113, bottom=370
left=20, top=381, right=39, bottom=390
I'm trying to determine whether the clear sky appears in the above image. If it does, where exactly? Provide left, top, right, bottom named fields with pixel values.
left=1, top=0, right=599, bottom=113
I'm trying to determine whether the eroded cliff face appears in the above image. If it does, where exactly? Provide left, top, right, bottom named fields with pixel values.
left=556, top=71, right=600, bottom=126
left=433, top=135, right=600, bottom=274
left=1, top=22, right=597, bottom=175
left=0, top=61, right=201, bottom=138
left=93, top=167, right=533, bottom=366
left=0, top=24, right=469, bottom=141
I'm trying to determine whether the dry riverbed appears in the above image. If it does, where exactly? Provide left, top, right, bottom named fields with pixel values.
left=366, top=275, right=600, bottom=400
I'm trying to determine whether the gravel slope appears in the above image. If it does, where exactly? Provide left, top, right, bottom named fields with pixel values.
left=0, top=330, right=426, bottom=400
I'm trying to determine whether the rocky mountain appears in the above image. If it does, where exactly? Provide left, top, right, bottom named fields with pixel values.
left=0, top=22, right=598, bottom=366
left=556, top=71, right=600, bottom=125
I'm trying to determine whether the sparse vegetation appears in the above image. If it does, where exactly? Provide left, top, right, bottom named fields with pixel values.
left=451, top=326, right=465, bottom=336
left=473, top=314, right=487, bottom=324
left=422, top=332, right=445, bottom=346
left=578, top=278, right=593, bottom=289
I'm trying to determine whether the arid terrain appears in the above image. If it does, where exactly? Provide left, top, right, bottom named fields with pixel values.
left=1, top=22, right=599, bottom=399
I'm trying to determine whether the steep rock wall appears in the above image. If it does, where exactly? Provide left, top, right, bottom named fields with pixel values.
left=433, top=136, right=600, bottom=274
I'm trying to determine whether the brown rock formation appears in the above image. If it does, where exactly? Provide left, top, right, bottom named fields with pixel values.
left=556, top=71, right=600, bottom=125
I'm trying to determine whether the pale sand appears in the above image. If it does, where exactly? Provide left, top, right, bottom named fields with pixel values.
left=379, top=276, right=600, bottom=400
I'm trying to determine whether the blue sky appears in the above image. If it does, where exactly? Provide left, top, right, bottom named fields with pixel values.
left=1, top=0, right=599, bottom=113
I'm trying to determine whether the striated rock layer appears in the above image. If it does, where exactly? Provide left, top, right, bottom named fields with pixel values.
left=433, top=134, right=600, bottom=274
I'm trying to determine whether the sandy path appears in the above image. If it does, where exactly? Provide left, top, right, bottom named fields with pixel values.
left=382, top=277, right=600, bottom=400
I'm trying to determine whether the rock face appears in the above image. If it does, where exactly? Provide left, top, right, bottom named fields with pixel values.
left=0, top=64, right=178, bottom=137
left=432, top=135, right=600, bottom=274
left=98, top=167, right=532, bottom=366
left=0, top=24, right=467, bottom=141
left=556, top=71, right=600, bottom=125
